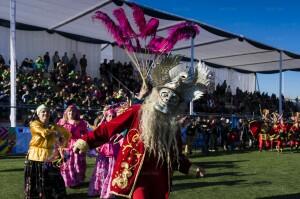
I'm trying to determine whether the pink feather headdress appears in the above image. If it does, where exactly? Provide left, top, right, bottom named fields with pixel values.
left=92, top=4, right=200, bottom=89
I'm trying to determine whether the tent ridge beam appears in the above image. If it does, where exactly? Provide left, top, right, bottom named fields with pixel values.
left=231, top=58, right=294, bottom=67
left=172, top=38, right=234, bottom=51
left=204, top=61, right=254, bottom=73
left=157, top=22, right=184, bottom=32
left=202, top=50, right=274, bottom=61
left=48, top=0, right=112, bottom=30
left=101, top=43, right=110, bottom=51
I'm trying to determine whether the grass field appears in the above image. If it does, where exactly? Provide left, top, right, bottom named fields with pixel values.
left=1, top=150, right=300, bottom=199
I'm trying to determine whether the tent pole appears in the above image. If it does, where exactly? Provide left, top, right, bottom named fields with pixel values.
left=255, top=73, right=260, bottom=92
left=279, top=51, right=283, bottom=115
left=10, top=0, right=17, bottom=127
left=99, top=45, right=102, bottom=78
left=9, top=0, right=17, bottom=127
left=282, top=70, right=284, bottom=96
left=254, top=73, right=257, bottom=92
left=189, top=36, right=195, bottom=116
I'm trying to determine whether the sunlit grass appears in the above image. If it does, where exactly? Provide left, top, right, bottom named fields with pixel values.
left=1, top=150, right=300, bottom=199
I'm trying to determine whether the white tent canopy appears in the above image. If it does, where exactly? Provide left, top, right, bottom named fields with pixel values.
left=1, top=0, right=300, bottom=74
left=0, top=26, right=103, bottom=76
left=112, top=46, right=256, bottom=94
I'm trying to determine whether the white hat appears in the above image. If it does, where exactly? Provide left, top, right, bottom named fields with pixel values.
left=36, top=104, right=48, bottom=115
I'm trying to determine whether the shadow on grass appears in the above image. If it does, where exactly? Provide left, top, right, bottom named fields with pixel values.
left=173, top=171, right=253, bottom=181
left=86, top=164, right=96, bottom=168
left=188, top=149, right=256, bottom=158
left=192, top=160, right=249, bottom=169
left=172, top=180, right=246, bottom=192
left=67, top=193, right=97, bottom=199
left=0, top=155, right=25, bottom=159
left=67, top=181, right=90, bottom=189
left=248, top=180, right=272, bottom=186
left=204, top=171, right=253, bottom=178
left=76, top=181, right=90, bottom=188
left=256, top=193, right=300, bottom=199
left=0, top=168, right=24, bottom=173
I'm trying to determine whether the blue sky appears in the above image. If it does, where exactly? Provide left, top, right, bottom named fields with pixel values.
left=133, top=0, right=300, bottom=99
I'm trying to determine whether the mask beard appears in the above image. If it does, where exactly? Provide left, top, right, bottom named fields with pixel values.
left=140, top=88, right=181, bottom=165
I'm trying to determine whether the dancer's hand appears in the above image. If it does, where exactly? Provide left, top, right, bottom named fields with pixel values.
left=195, top=167, right=205, bottom=178
left=73, top=139, right=88, bottom=154
left=137, top=83, right=149, bottom=100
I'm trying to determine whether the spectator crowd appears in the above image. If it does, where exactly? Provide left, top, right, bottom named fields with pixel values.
left=0, top=52, right=298, bottom=128
left=0, top=52, right=141, bottom=125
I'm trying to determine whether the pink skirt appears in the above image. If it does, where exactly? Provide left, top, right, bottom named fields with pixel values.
left=60, top=139, right=86, bottom=187
left=88, top=136, right=123, bottom=198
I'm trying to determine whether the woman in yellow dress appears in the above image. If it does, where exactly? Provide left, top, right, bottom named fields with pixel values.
left=24, top=104, right=70, bottom=199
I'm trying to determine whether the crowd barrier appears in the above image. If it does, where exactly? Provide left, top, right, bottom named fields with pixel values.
left=0, top=115, right=257, bottom=155
left=0, top=126, right=31, bottom=155
left=15, top=127, right=31, bottom=154
left=0, top=126, right=97, bottom=155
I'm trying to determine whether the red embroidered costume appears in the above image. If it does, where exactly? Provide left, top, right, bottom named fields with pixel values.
left=82, top=104, right=189, bottom=199
left=74, top=54, right=211, bottom=199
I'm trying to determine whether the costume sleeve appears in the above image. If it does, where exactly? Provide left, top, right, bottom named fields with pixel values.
left=55, top=125, right=71, bottom=147
left=178, top=155, right=192, bottom=174
left=173, top=126, right=191, bottom=174
left=274, top=125, right=280, bottom=133
left=282, top=124, right=287, bottom=133
left=81, top=120, right=89, bottom=136
left=176, top=126, right=183, bottom=155
left=56, top=119, right=64, bottom=126
left=291, top=125, right=297, bottom=132
left=83, top=105, right=140, bottom=148
left=30, top=121, right=53, bottom=138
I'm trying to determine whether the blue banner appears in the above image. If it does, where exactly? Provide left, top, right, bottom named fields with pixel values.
left=15, top=127, right=31, bottom=154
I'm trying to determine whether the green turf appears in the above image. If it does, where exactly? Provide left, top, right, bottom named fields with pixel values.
left=1, top=150, right=300, bottom=199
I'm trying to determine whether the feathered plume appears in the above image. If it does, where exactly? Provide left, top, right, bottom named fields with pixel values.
left=180, top=61, right=211, bottom=102
left=151, top=54, right=182, bottom=86
left=123, top=38, right=135, bottom=52
left=194, top=61, right=211, bottom=87
left=147, top=36, right=166, bottom=53
left=146, top=22, right=200, bottom=53
left=92, top=11, right=125, bottom=46
left=156, top=39, right=173, bottom=53
left=168, top=22, right=199, bottom=40
left=132, top=4, right=146, bottom=33
left=163, top=22, right=200, bottom=53
left=141, top=18, right=159, bottom=38
left=113, top=8, right=137, bottom=38
left=92, top=6, right=201, bottom=92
